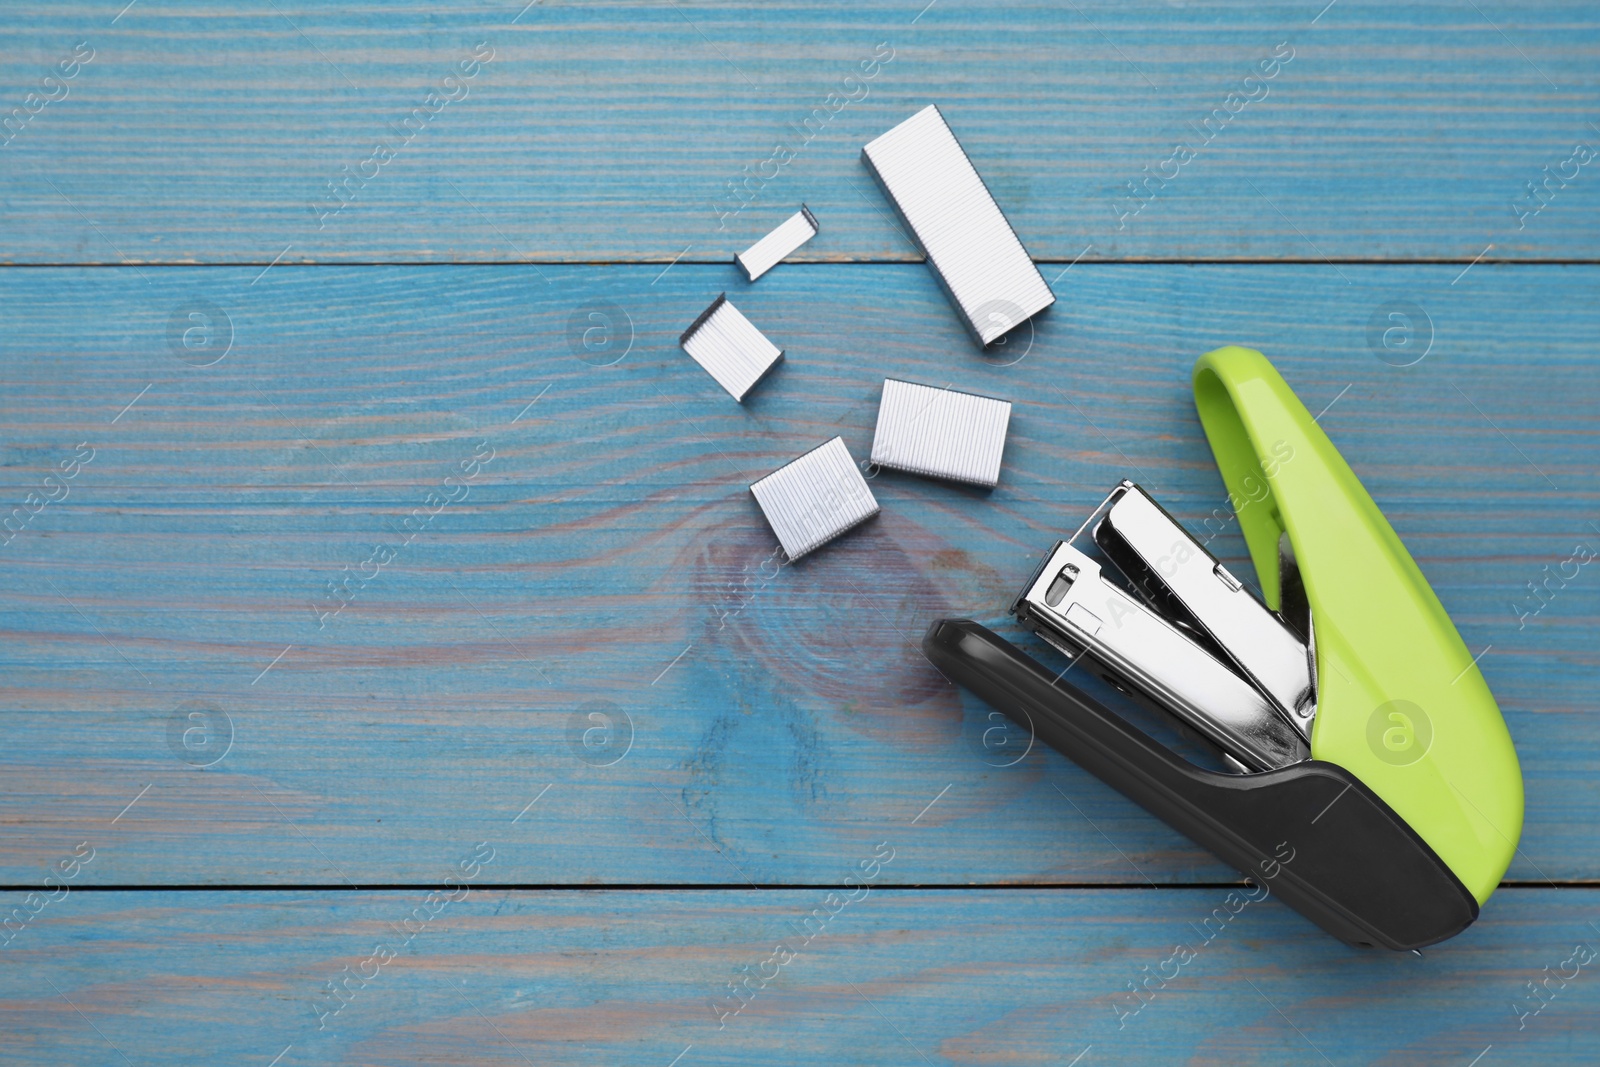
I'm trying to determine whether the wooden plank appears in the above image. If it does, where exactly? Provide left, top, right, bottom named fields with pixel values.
left=0, top=263, right=1595, bottom=885
left=1, top=887, right=1597, bottom=1064
left=1, top=2, right=1597, bottom=263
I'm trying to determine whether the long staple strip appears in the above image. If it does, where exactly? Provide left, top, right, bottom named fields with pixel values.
left=679, top=294, right=784, bottom=401
left=871, top=379, right=1012, bottom=488
left=736, top=206, right=819, bottom=281
left=862, top=105, right=1054, bottom=346
left=749, top=437, right=879, bottom=560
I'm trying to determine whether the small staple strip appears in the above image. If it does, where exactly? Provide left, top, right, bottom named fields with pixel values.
left=870, top=379, right=1012, bottom=488
left=679, top=294, right=784, bottom=401
left=736, top=206, right=819, bottom=282
left=749, top=437, right=879, bottom=560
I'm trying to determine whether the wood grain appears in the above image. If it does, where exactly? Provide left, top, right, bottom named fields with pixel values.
left=4, top=2, right=1598, bottom=1056
left=0, top=2, right=1597, bottom=263
left=1, top=887, right=1597, bottom=1065
left=0, top=263, right=1593, bottom=885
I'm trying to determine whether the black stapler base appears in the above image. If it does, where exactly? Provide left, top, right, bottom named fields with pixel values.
left=924, top=618, right=1479, bottom=951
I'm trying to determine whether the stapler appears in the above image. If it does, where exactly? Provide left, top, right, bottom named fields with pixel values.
left=924, top=347, right=1523, bottom=949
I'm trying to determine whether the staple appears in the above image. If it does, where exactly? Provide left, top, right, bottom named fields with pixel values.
left=736, top=206, right=819, bottom=282
left=679, top=294, right=784, bottom=401
left=870, top=378, right=1012, bottom=488
left=749, top=437, right=879, bottom=560
left=862, top=104, right=1054, bottom=347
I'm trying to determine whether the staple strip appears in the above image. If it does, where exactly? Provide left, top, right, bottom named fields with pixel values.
left=679, top=294, right=784, bottom=401
left=749, top=437, right=879, bottom=560
left=870, top=378, right=1012, bottom=488
left=862, top=105, right=1054, bottom=346
left=736, top=206, right=819, bottom=282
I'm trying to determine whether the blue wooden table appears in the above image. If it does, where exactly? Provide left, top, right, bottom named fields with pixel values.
left=2, top=3, right=1598, bottom=1063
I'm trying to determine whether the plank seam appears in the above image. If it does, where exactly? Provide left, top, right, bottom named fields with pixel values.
left=2, top=259, right=1600, bottom=268
left=6, top=881, right=1592, bottom=892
